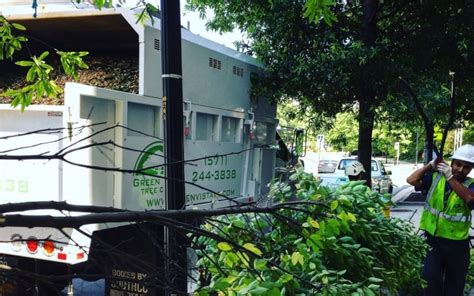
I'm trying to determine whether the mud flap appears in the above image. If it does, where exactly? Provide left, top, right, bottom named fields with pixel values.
left=86, top=223, right=165, bottom=296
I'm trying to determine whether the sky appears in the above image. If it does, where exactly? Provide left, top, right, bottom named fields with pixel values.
left=179, top=1, right=244, bottom=49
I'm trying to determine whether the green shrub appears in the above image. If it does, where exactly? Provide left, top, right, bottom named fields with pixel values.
left=194, top=168, right=427, bottom=295
left=464, top=249, right=474, bottom=295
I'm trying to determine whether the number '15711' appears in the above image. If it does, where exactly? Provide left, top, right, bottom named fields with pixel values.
left=204, top=155, right=228, bottom=166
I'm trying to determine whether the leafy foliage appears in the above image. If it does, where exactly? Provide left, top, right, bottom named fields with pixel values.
left=194, top=169, right=427, bottom=295
left=134, top=3, right=161, bottom=25
left=325, top=112, right=359, bottom=152
left=0, top=16, right=27, bottom=60
left=0, top=50, right=89, bottom=111
left=0, top=16, right=89, bottom=110
left=187, top=0, right=474, bottom=166
left=464, top=125, right=474, bottom=144
left=465, top=250, right=474, bottom=294
left=0, top=0, right=159, bottom=110
left=57, top=51, right=89, bottom=80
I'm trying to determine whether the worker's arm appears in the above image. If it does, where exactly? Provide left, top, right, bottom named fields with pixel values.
left=446, top=178, right=474, bottom=203
left=406, top=160, right=436, bottom=187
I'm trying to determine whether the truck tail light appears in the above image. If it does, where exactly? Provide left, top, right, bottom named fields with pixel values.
left=10, top=234, right=23, bottom=252
left=58, top=253, right=67, bottom=260
left=42, top=240, right=55, bottom=256
left=26, top=238, right=39, bottom=254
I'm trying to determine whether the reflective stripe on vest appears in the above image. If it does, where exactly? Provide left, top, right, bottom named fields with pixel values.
left=425, top=174, right=443, bottom=204
left=423, top=203, right=472, bottom=222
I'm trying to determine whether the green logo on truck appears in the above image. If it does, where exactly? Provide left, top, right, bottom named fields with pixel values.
left=133, top=141, right=165, bottom=208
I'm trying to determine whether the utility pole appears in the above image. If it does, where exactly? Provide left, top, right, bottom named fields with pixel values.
left=316, top=134, right=324, bottom=174
left=160, top=0, right=187, bottom=294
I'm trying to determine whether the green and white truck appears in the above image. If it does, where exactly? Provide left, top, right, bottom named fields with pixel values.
left=0, top=8, right=297, bottom=295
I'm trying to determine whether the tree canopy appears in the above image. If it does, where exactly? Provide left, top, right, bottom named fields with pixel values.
left=187, top=0, right=473, bottom=171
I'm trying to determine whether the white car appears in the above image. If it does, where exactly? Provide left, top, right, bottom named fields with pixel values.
left=333, top=157, right=393, bottom=193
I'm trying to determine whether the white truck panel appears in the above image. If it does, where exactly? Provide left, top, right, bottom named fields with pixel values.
left=0, top=106, right=64, bottom=203
left=0, top=106, right=93, bottom=264
left=64, top=83, right=258, bottom=211
left=0, top=9, right=278, bottom=267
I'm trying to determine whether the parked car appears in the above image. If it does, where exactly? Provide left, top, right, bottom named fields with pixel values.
left=334, top=157, right=393, bottom=193
left=318, top=159, right=339, bottom=173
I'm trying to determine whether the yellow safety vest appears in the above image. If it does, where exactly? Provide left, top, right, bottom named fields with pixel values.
left=419, top=173, right=473, bottom=240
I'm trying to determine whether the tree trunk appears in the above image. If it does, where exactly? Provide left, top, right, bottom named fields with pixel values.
left=358, top=98, right=375, bottom=187
left=362, top=0, right=378, bottom=45
left=358, top=0, right=379, bottom=187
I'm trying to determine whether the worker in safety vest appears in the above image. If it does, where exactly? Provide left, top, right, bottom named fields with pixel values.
left=407, top=144, right=474, bottom=296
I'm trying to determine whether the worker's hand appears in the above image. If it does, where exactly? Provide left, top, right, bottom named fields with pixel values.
left=436, top=162, right=453, bottom=181
left=428, top=158, right=438, bottom=169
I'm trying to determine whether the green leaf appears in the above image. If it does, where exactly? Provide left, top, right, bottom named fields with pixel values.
left=226, top=252, right=238, bottom=264
left=15, top=60, right=34, bottom=67
left=268, top=287, right=281, bottom=296
left=243, top=243, right=263, bottom=256
left=41, top=63, right=54, bottom=72
left=17, top=92, right=26, bottom=112
left=279, top=274, right=293, bottom=284
left=94, top=0, right=105, bottom=9
left=339, top=236, right=352, bottom=243
left=0, top=88, right=18, bottom=97
left=217, top=242, right=232, bottom=251
left=36, top=81, right=44, bottom=98
left=236, top=251, right=250, bottom=266
left=309, top=219, right=320, bottom=228
left=368, top=277, right=384, bottom=283
left=330, top=200, right=339, bottom=211
left=230, top=219, right=245, bottom=228
left=337, top=270, right=347, bottom=275
left=347, top=212, right=357, bottom=222
left=10, top=95, right=20, bottom=108
left=239, top=280, right=258, bottom=294
left=358, top=247, right=372, bottom=254
left=25, top=90, right=33, bottom=106
left=226, top=275, right=238, bottom=284
left=12, top=23, right=26, bottom=31
left=26, top=67, right=36, bottom=81
left=49, top=80, right=62, bottom=95
left=322, top=275, right=328, bottom=285
left=38, top=51, right=49, bottom=61
left=291, top=251, right=304, bottom=266
left=210, top=277, right=230, bottom=290
left=337, top=211, right=347, bottom=221
left=367, top=284, right=380, bottom=290
left=254, top=259, right=267, bottom=271
left=249, top=287, right=268, bottom=294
